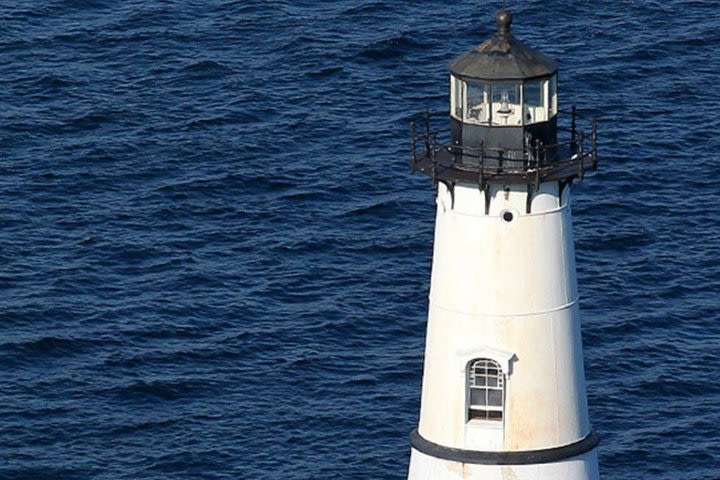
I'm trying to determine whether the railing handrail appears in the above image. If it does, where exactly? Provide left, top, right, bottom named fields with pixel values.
left=410, top=106, right=597, bottom=169
left=410, top=106, right=593, bottom=122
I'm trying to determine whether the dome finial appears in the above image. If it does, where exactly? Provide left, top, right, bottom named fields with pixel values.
left=496, top=9, right=513, bottom=36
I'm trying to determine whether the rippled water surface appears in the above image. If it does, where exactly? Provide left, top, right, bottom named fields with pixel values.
left=1, top=1, right=719, bottom=479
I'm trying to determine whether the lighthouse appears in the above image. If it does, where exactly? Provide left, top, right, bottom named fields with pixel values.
left=407, top=10, right=600, bottom=480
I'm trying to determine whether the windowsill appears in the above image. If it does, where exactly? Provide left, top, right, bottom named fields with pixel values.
left=464, top=419, right=504, bottom=451
left=466, top=419, right=503, bottom=430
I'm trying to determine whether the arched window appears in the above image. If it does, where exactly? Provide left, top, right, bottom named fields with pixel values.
left=467, top=359, right=504, bottom=422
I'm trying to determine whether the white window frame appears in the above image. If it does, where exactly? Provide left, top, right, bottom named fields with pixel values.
left=523, top=78, right=549, bottom=125
left=456, top=347, right=515, bottom=426
left=450, top=75, right=464, bottom=121
left=549, top=74, right=558, bottom=117
left=467, top=358, right=505, bottom=422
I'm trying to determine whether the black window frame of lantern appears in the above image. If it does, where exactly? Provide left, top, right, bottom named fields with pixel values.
left=450, top=75, right=558, bottom=127
left=467, top=358, right=505, bottom=422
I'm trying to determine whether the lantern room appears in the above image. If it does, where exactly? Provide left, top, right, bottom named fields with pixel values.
left=449, top=10, right=558, bottom=161
left=409, top=9, right=598, bottom=203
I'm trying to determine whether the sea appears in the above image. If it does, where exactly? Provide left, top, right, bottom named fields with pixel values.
left=0, top=1, right=719, bottom=479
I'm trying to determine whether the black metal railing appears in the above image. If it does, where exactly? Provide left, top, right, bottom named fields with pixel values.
left=409, top=107, right=598, bottom=186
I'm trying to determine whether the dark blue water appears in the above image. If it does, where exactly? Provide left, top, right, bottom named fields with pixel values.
left=1, top=1, right=719, bottom=479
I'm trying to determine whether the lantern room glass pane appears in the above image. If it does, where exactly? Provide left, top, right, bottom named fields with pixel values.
left=524, top=81, right=542, bottom=106
left=523, top=79, right=548, bottom=124
left=549, top=74, right=558, bottom=116
left=465, top=82, right=489, bottom=125
left=491, top=83, right=522, bottom=126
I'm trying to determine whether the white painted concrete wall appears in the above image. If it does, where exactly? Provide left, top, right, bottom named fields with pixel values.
left=408, top=181, right=599, bottom=479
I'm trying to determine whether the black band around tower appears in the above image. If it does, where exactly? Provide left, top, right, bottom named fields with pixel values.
left=409, top=428, right=600, bottom=465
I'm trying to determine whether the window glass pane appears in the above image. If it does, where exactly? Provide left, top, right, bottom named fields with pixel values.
left=491, top=83, right=522, bottom=126
left=488, top=410, right=503, bottom=420
left=488, top=389, right=503, bottom=406
left=487, top=376, right=498, bottom=388
left=523, top=79, right=548, bottom=124
left=465, top=82, right=489, bottom=124
left=549, top=75, right=557, bottom=115
left=472, top=375, right=486, bottom=387
left=493, top=84, right=519, bottom=105
left=470, top=410, right=489, bottom=421
left=472, top=363, right=487, bottom=376
left=524, top=81, right=542, bottom=107
left=470, top=388, right=487, bottom=406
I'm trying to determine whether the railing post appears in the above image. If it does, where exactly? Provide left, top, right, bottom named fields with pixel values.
left=591, top=119, right=598, bottom=169
left=523, top=132, right=530, bottom=169
left=423, top=109, right=431, bottom=154
left=431, top=134, right=438, bottom=186
left=478, top=142, right=485, bottom=191
left=571, top=105, right=577, bottom=151
left=537, top=140, right=544, bottom=167
left=480, top=142, right=485, bottom=170
left=410, top=120, right=416, bottom=170
left=578, top=130, right=585, bottom=181
left=531, top=138, right=537, bottom=168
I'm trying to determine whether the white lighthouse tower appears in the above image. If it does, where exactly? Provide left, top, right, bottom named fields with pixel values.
left=407, top=10, right=600, bottom=480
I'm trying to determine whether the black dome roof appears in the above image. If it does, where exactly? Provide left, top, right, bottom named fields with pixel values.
left=450, top=10, right=558, bottom=81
